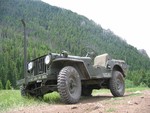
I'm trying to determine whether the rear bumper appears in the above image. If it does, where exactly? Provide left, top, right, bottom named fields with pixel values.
left=17, top=73, right=48, bottom=86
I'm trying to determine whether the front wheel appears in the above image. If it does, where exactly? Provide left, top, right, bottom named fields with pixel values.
left=20, top=86, right=27, bottom=97
left=109, top=71, right=125, bottom=97
left=57, top=66, right=81, bottom=104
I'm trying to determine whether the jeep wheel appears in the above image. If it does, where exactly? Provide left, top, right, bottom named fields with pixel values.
left=109, top=71, right=125, bottom=97
left=57, top=66, right=81, bottom=104
left=81, top=86, right=92, bottom=96
left=20, top=86, right=27, bottom=97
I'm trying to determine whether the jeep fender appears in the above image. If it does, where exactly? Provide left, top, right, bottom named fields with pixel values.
left=107, top=60, right=126, bottom=77
left=51, top=58, right=91, bottom=80
left=111, top=64, right=126, bottom=77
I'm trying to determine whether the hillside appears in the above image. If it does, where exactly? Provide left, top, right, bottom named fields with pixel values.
left=0, top=0, right=150, bottom=88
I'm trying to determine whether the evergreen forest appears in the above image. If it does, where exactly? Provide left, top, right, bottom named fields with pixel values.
left=0, top=0, right=150, bottom=89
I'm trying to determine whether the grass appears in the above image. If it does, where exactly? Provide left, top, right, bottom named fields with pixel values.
left=0, top=86, right=149, bottom=112
left=0, top=90, right=60, bottom=112
left=126, top=86, right=149, bottom=92
left=106, top=108, right=116, bottom=112
left=92, top=89, right=110, bottom=96
left=44, top=92, right=60, bottom=104
left=0, top=90, right=40, bottom=112
left=93, top=86, right=149, bottom=96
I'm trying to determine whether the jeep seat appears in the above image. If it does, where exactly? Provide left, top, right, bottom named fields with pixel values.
left=94, top=53, right=110, bottom=67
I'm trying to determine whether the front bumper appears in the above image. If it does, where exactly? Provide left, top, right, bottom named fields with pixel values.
left=17, top=73, right=48, bottom=86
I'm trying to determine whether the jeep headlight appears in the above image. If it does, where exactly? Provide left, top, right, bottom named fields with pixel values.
left=44, top=55, right=51, bottom=65
left=28, top=62, right=33, bottom=71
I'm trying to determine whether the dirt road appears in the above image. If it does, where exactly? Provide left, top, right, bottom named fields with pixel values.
left=7, top=90, right=150, bottom=113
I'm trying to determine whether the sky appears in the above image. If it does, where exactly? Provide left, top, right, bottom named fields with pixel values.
left=42, top=0, right=150, bottom=56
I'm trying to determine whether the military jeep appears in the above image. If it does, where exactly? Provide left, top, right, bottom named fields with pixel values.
left=17, top=51, right=127, bottom=104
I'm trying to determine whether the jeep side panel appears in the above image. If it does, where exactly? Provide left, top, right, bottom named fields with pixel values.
left=51, top=58, right=112, bottom=80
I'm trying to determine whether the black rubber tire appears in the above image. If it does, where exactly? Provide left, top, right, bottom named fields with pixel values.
left=81, top=86, right=92, bottom=96
left=57, top=66, right=81, bottom=104
left=20, top=86, right=27, bottom=97
left=109, top=71, right=125, bottom=97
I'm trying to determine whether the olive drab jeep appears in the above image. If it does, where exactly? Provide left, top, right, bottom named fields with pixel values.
left=17, top=51, right=127, bottom=104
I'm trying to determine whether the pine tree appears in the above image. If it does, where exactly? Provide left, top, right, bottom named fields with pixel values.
left=5, top=80, right=12, bottom=90
left=0, top=80, right=3, bottom=90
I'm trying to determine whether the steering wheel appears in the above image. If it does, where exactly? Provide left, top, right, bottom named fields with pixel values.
left=81, top=47, right=97, bottom=58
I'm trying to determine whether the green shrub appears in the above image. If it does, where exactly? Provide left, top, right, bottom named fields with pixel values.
left=125, top=79, right=135, bottom=88
left=139, top=82, right=148, bottom=87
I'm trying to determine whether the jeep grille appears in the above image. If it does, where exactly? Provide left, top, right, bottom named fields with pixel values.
left=33, top=57, right=46, bottom=75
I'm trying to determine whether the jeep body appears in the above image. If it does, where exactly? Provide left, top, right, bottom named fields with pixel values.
left=18, top=51, right=127, bottom=104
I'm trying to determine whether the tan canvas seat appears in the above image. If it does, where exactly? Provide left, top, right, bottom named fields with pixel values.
left=94, top=53, right=110, bottom=67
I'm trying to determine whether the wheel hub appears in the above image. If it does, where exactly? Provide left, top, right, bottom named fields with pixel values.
left=116, top=79, right=122, bottom=90
left=69, top=78, right=77, bottom=94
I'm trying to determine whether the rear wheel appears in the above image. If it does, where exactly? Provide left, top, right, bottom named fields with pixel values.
left=57, top=66, right=81, bottom=104
left=109, top=71, right=125, bottom=97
